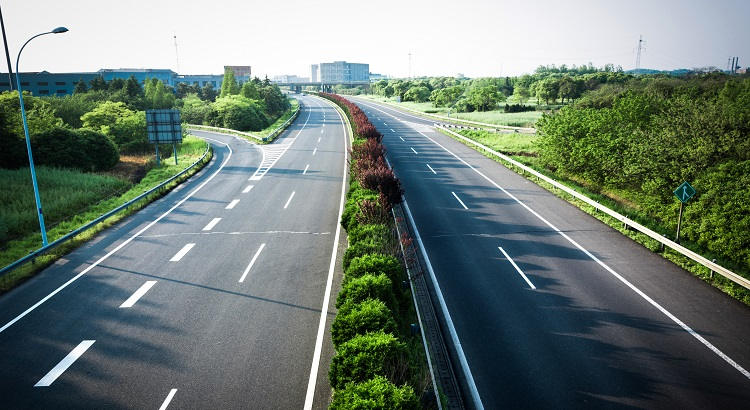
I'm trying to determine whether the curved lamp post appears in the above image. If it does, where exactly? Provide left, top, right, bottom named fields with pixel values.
left=16, top=26, right=68, bottom=246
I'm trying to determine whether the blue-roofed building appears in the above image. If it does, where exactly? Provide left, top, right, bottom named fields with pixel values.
left=0, top=66, right=251, bottom=96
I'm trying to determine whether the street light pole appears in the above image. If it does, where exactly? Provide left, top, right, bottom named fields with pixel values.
left=16, top=26, right=68, bottom=246
left=0, top=5, right=14, bottom=90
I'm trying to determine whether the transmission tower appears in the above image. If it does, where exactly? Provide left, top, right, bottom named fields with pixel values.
left=173, top=35, right=180, bottom=73
left=635, top=35, right=645, bottom=70
left=408, top=51, right=412, bottom=79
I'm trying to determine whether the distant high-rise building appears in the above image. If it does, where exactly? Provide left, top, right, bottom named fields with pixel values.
left=318, top=61, right=369, bottom=83
left=224, top=65, right=251, bottom=78
left=311, top=64, right=319, bottom=82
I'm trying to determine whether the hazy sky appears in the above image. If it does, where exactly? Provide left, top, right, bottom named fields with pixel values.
left=5, top=0, right=748, bottom=78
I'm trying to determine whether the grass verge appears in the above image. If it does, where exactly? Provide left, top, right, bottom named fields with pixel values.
left=0, top=135, right=211, bottom=293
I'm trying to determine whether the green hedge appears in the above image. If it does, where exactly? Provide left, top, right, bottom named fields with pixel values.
left=336, top=273, right=397, bottom=314
left=345, top=254, right=404, bottom=286
left=329, top=376, right=419, bottom=410
left=331, top=299, right=397, bottom=347
left=329, top=331, right=406, bottom=390
left=32, top=126, right=119, bottom=171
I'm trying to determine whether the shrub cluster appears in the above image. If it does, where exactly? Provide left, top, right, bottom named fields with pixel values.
left=504, top=103, right=536, bottom=113
left=320, top=93, right=421, bottom=408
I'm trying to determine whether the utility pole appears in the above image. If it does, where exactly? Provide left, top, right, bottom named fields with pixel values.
left=173, top=34, right=180, bottom=74
left=0, top=4, right=14, bottom=90
left=635, top=35, right=645, bottom=70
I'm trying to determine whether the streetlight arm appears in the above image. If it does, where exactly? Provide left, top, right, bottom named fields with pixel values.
left=15, top=31, right=53, bottom=77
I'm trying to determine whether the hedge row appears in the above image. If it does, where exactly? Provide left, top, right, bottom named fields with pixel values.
left=321, top=93, right=421, bottom=409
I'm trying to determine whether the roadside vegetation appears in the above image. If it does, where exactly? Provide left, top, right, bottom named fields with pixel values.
left=443, top=73, right=750, bottom=304
left=320, top=93, right=431, bottom=409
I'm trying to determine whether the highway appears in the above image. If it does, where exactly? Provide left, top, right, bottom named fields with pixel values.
left=351, top=97, right=750, bottom=409
left=0, top=95, right=347, bottom=409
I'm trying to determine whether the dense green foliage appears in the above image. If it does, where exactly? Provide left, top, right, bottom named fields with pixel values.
left=329, top=331, right=406, bottom=390
left=32, top=127, right=119, bottom=171
left=331, top=299, right=398, bottom=347
left=329, top=376, right=418, bottom=410
left=536, top=75, right=750, bottom=270
left=337, top=273, right=397, bottom=314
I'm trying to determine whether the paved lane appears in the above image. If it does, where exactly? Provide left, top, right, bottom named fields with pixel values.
left=352, top=97, right=750, bottom=409
left=0, top=95, right=348, bottom=409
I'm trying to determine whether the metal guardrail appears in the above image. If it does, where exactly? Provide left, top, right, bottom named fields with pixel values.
left=0, top=144, right=211, bottom=278
left=184, top=101, right=301, bottom=143
left=437, top=125, right=750, bottom=291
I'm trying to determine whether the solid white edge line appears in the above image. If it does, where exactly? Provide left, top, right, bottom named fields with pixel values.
left=426, top=163, right=437, bottom=174
left=119, top=280, right=158, bottom=308
left=303, top=164, right=310, bottom=175
left=238, top=243, right=266, bottom=283
left=362, top=101, right=750, bottom=381
left=34, top=340, right=95, bottom=387
left=402, top=199, right=484, bottom=409
left=498, top=247, right=536, bottom=290
left=451, top=191, right=469, bottom=210
left=284, top=191, right=296, bottom=209
left=303, top=97, right=348, bottom=410
left=158, top=388, right=178, bottom=410
left=169, top=243, right=195, bottom=262
left=411, top=147, right=418, bottom=154
left=242, top=185, right=254, bottom=193
left=225, top=199, right=240, bottom=209
left=0, top=138, right=234, bottom=334
left=202, top=217, right=222, bottom=231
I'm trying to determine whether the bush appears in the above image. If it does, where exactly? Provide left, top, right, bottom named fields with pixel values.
left=337, top=273, right=396, bottom=313
left=329, top=331, right=406, bottom=390
left=330, top=376, right=418, bottom=410
left=348, top=224, right=390, bottom=245
left=346, top=254, right=404, bottom=285
left=209, top=95, right=268, bottom=131
left=32, top=127, right=119, bottom=171
left=331, top=299, right=397, bottom=347
left=343, top=239, right=388, bottom=270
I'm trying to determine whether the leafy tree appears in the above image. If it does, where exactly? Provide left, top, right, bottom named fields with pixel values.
left=259, top=85, right=289, bottom=117
left=74, top=79, right=88, bottom=94
left=240, top=81, right=260, bottom=100
left=31, top=127, right=119, bottom=171
left=81, top=101, right=134, bottom=131
left=89, top=75, right=107, bottom=91
left=467, top=85, right=502, bottom=111
left=108, top=78, right=125, bottom=91
left=201, top=82, right=218, bottom=102
left=179, top=93, right=211, bottom=124
left=429, top=85, right=463, bottom=107
left=220, top=67, right=240, bottom=97
left=403, top=85, right=430, bottom=102
left=46, top=93, right=98, bottom=128
left=536, top=77, right=560, bottom=104
left=208, top=95, right=268, bottom=131
left=512, top=84, right=530, bottom=103
left=123, top=75, right=143, bottom=98
left=144, top=78, right=175, bottom=109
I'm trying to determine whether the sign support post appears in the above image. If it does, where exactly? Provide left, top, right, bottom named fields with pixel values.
left=146, top=109, right=182, bottom=167
left=672, top=181, right=696, bottom=244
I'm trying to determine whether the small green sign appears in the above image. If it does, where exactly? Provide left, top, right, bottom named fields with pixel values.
left=673, top=181, right=696, bottom=203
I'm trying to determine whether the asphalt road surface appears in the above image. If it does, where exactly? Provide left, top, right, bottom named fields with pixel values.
left=351, top=97, right=750, bottom=409
left=0, top=94, right=347, bottom=409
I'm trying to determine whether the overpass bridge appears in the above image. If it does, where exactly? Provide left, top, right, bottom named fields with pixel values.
left=272, top=81, right=370, bottom=93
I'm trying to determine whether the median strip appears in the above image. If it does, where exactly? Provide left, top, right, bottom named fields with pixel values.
left=35, top=340, right=95, bottom=387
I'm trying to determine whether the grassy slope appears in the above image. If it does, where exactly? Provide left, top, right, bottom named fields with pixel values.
left=0, top=135, right=210, bottom=291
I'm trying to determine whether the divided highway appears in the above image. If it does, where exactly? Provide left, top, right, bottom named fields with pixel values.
left=351, top=97, right=750, bottom=409
left=0, top=95, right=347, bottom=409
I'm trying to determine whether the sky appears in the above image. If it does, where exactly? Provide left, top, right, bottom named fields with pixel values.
left=4, top=0, right=749, bottom=79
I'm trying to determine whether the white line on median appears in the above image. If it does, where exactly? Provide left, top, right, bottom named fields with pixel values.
left=239, top=243, right=266, bottom=283
left=202, top=217, right=222, bottom=231
left=170, top=243, right=195, bottom=262
left=411, top=147, right=418, bottom=154
left=312, top=147, right=317, bottom=156
left=159, top=389, right=178, bottom=410
left=225, top=199, right=240, bottom=209
left=451, top=191, right=468, bottom=209
left=284, top=191, right=296, bottom=209
left=242, top=185, right=254, bottom=193
left=426, top=163, right=437, bottom=174
left=303, top=164, right=310, bottom=175
left=35, top=340, right=95, bottom=387
left=498, top=247, right=536, bottom=289
left=120, top=281, right=158, bottom=308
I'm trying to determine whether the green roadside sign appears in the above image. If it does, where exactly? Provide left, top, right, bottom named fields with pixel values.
left=673, top=181, right=696, bottom=203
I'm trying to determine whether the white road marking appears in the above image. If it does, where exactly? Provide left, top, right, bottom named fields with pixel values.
left=451, top=191, right=468, bottom=209
left=120, top=281, right=158, bottom=308
left=399, top=136, right=405, bottom=142
left=242, top=185, right=254, bottom=193
left=238, top=243, right=266, bottom=283
left=359, top=101, right=750, bottom=382
left=225, top=199, right=240, bottom=209
left=411, top=147, right=418, bottom=154
left=426, top=163, right=437, bottom=174
left=390, top=128, right=395, bottom=132
left=303, top=164, right=310, bottom=175
left=284, top=191, right=296, bottom=209
left=312, top=147, right=317, bottom=156
left=317, top=136, right=321, bottom=143
left=170, top=243, right=195, bottom=262
left=35, top=340, right=95, bottom=387
left=249, top=105, right=313, bottom=181
left=304, top=97, right=348, bottom=410
left=320, top=129, right=324, bottom=134
left=159, top=389, right=178, bottom=410
left=498, top=247, right=536, bottom=289
left=202, top=217, right=222, bottom=231
left=322, top=123, right=325, bottom=127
